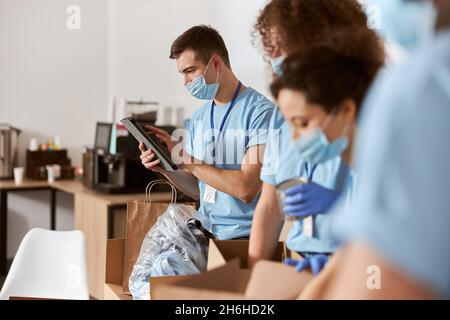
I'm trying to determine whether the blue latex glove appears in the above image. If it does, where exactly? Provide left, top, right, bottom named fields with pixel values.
left=283, top=182, right=340, bottom=218
left=284, top=254, right=329, bottom=275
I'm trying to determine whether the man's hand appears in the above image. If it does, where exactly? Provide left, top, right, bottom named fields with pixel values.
left=144, top=125, right=177, bottom=153
left=143, top=125, right=192, bottom=166
left=139, top=142, right=163, bottom=172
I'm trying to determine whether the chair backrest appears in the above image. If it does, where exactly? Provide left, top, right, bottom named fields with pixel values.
left=0, top=228, right=89, bottom=300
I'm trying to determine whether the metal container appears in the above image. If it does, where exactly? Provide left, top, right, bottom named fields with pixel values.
left=0, top=124, right=21, bottom=179
left=276, top=177, right=308, bottom=221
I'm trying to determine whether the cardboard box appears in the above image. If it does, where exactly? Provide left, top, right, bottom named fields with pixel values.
left=152, top=259, right=313, bottom=300
left=105, top=228, right=289, bottom=299
left=104, top=238, right=128, bottom=299
left=207, top=239, right=287, bottom=270
left=104, top=283, right=132, bottom=301
left=104, top=236, right=192, bottom=299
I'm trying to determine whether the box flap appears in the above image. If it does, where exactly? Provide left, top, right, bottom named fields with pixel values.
left=104, top=283, right=132, bottom=300
left=245, top=260, right=313, bottom=299
left=177, top=259, right=250, bottom=292
left=207, top=239, right=229, bottom=270
left=207, top=239, right=285, bottom=270
left=150, top=274, right=193, bottom=298
left=105, top=238, right=125, bottom=285
left=207, top=240, right=249, bottom=270
left=153, top=286, right=247, bottom=300
left=152, top=259, right=251, bottom=300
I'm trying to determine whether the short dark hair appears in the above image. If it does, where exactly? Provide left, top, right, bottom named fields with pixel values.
left=170, top=25, right=231, bottom=68
left=270, top=27, right=385, bottom=116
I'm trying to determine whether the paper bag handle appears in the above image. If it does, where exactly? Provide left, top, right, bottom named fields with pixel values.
left=145, top=179, right=177, bottom=205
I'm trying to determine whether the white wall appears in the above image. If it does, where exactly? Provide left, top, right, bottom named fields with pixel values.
left=108, top=0, right=272, bottom=119
left=0, top=0, right=108, bottom=258
left=0, top=0, right=271, bottom=259
left=0, top=0, right=109, bottom=167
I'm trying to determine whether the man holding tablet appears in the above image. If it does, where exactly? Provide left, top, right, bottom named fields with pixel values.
left=139, top=25, right=274, bottom=240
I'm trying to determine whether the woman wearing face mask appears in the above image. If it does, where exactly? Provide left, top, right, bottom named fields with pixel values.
left=269, top=28, right=385, bottom=274
left=248, top=0, right=373, bottom=269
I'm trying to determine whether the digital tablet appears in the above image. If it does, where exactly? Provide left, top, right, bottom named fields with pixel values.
left=121, top=117, right=178, bottom=171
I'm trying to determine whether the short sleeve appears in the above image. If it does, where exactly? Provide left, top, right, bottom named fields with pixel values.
left=184, top=117, right=194, bottom=156
left=260, top=109, right=284, bottom=185
left=246, top=100, right=274, bottom=149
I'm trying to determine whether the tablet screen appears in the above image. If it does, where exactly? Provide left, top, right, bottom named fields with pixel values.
left=121, top=117, right=178, bottom=171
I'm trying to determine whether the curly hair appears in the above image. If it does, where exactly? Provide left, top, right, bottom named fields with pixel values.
left=270, top=27, right=385, bottom=116
left=253, top=0, right=369, bottom=58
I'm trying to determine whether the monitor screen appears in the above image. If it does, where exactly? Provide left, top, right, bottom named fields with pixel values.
left=94, top=122, right=113, bottom=151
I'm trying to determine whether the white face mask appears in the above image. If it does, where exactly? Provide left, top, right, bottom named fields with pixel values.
left=292, top=113, right=350, bottom=165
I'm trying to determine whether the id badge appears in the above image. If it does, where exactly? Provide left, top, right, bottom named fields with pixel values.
left=303, top=216, right=314, bottom=238
left=204, top=184, right=217, bottom=204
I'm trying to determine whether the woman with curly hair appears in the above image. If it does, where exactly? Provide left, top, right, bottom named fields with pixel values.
left=253, top=0, right=369, bottom=75
left=248, top=0, right=384, bottom=273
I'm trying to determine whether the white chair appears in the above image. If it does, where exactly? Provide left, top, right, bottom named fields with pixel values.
left=0, top=228, right=89, bottom=300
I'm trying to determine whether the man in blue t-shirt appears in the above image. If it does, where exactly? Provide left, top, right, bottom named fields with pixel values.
left=139, top=25, right=274, bottom=240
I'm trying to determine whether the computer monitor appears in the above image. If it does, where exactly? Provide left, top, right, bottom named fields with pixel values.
left=94, top=122, right=113, bottom=152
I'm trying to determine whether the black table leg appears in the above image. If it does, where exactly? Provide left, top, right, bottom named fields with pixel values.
left=0, top=190, right=7, bottom=275
left=107, top=205, right=114, bottom=240
left=50, top=189, right=56, bottom=230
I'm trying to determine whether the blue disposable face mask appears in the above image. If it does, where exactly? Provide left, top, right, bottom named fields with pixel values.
left=186, top=58, right=220, bottom=100
left=270, top=55, right=286, bottom=78
left=363, top=0, right=437, bottom=51
left=292, top=114, right=350, bottom=165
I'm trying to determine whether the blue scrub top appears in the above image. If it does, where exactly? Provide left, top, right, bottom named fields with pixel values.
left=186, top=87, right=274, bottom=240
left=261, top=108, right=356, bottom=254
left=334, top=30, right=450, bottom=298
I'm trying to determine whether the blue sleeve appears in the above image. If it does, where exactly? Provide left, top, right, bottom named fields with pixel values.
left=184, top=117, right=194, bottom=156
left=334, top=61, right=450, bottom=298
left=246, top=100, right=274, bottom=149
left=260, top=108, right=284, bottom=185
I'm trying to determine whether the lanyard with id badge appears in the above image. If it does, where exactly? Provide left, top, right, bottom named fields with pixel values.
left=203, top=81, right=242, bottom=204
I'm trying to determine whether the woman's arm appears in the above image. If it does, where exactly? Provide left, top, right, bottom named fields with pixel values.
left=248, top=182, right=285, bottom=268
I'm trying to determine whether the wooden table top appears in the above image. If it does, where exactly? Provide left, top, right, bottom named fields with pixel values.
left=0, top=179, right=173, bottom=205
left=0, top=179, right=51, bottom=190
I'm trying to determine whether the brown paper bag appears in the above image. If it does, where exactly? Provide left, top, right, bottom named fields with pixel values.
left=122, top=200, right=171, bottom=294
left=122, top=178, right=198, bottom=294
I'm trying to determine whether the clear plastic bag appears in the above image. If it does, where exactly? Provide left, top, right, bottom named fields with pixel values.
left=129, top=203, right=215, bottom=300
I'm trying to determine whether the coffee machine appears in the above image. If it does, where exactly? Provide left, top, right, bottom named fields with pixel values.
left=83, top=119, right=175, bottom=194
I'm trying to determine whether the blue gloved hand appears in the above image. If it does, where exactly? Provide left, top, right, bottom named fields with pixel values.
left=284, top=254, right=329, bottom=275
left=283, top=182, right=340, bottom=218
